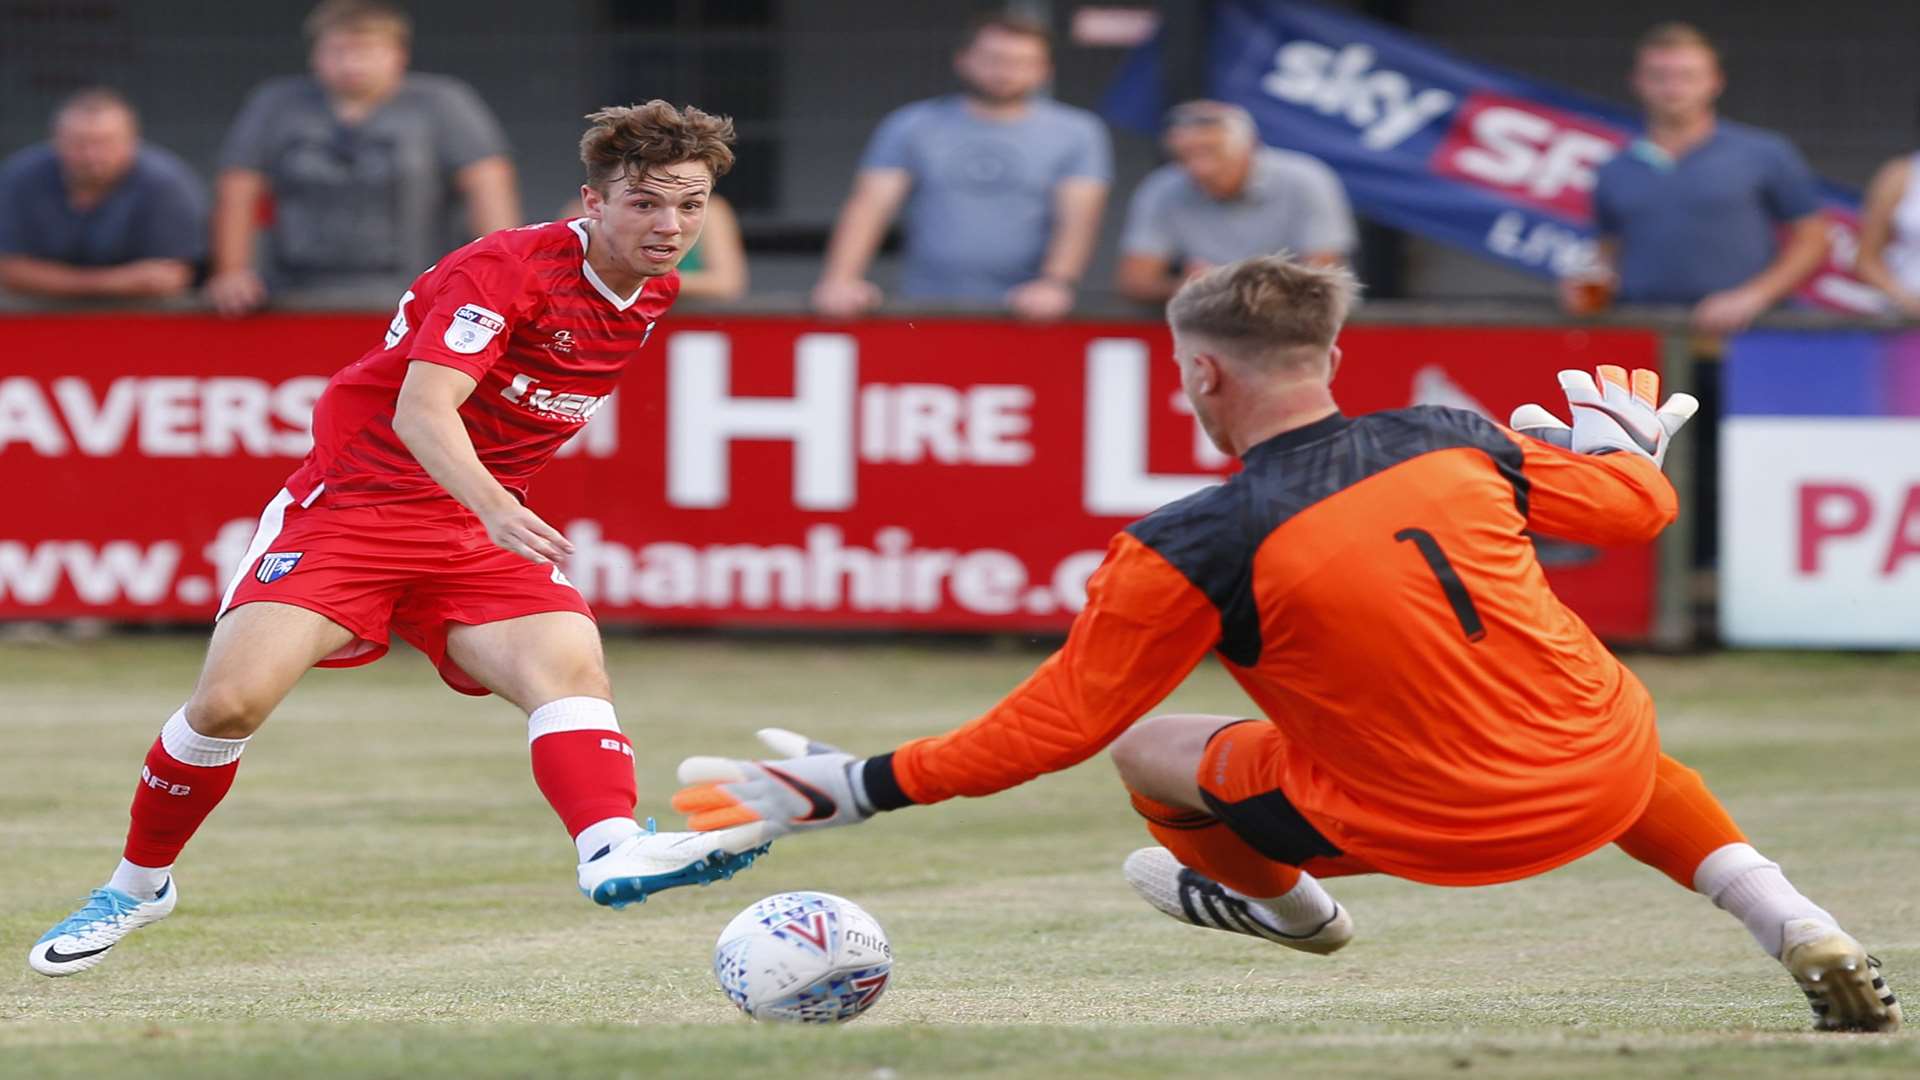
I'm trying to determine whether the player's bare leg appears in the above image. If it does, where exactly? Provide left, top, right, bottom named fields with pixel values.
left=1615, top=753, right=1900, bottom=1032
left=29, top=602, right=354, bottom=976
left=445, top=612, right=769, bottom=908
left=188, top=600, right=361, bottom=736
left=1109, top=713, right=1351, bottom=954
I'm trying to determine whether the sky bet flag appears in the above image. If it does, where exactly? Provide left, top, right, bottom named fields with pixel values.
left=1103, top=0, right=1881, bottom=313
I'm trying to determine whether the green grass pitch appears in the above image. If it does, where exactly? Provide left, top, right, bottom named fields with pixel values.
left=2, top=635, right=1916, bottom=1078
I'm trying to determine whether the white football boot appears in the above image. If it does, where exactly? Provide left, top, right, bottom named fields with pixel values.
left=28, top=878, right=177, bottom=977
left=1780, top=918, right=1902, bottom=1033
left=578, top=820, right=771, bottom=909
left=1124, top=847, right=1352, bottom=955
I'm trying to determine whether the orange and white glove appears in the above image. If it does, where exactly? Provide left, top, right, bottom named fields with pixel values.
left=1510, top=365, right=1698, bottom=468
left=673, top=728, right=875, bottom=845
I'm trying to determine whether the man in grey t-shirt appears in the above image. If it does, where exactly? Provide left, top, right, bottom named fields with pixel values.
left=206, top=0, right=521, bottom=315
left=812, top=12, right=1112, bottom=321
left=1117, top=102, right=1354, bottom=304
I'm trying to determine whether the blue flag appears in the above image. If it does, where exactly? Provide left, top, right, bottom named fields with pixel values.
left=1104, top=0, right=1877, bottom=312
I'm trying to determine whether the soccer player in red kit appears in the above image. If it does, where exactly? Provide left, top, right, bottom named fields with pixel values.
left=29, top=102, right=769, bottom=977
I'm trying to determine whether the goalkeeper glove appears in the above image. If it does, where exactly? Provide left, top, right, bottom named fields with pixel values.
left=673, top=728, right=874, bottom=845
left=1510, top=365, right=1698, bottom=467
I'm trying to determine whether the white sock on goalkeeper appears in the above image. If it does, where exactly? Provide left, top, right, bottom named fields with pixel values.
left=1224, top=872, right=1338, bottom=935
left=1694, top=842, right=1836, bottom=958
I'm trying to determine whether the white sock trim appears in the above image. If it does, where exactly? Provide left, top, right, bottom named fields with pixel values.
left=528, top=697, right=620, bottom=745
left=107, top=858, right=172, bottom=902
left=574, top=816, right=642, bottom=863
left=1692, top=842, right=1775, bottom=897
left=1694, top=842, right=1834, bottom=959
left=1226, top=872, right=1337, bottom=934
left=161, top=707, right=249, bottom=767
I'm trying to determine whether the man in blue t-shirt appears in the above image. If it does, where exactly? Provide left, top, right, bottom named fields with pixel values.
left=812, top=11, right=1112, bottom=322
left=0, top=88, right=207, bottom=301
left=1580, top=23, right=1828, bottom=568
left=1580, top=23, right=1828, bottom=336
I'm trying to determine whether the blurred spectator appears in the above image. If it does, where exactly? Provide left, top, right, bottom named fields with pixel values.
left=0, top=88, right=205, bottom=300
left=812, top=11, right=1111, bottom=321
left=1115, top=101, right=1354, bottom=304
left=1579, top=22, right=1828, bottom=570
left=1852, top=153, right=1920, bottom=317
left=556, top=191, right=747, bottom=301
left=1576, top=22, right=1827, bottom=337
left=674, top=195, right=748, bottom=301
left=206, top=0, right=520, bottom=315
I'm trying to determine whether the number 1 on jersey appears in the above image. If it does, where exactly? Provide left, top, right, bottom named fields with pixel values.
left=1395, top=528, right=1486, bottom=642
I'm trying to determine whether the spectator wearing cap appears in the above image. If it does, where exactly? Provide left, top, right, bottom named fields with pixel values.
left=0, top=88, right=206, bottom=300
left=206, top=0, right=520, bottom=315
left=812, top=11, right=1112, bottom=322
left=1116, top=101, right=1355, bottom=304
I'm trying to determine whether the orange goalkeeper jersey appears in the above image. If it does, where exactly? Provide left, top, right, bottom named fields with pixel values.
left=858, top=407, right=1679, bottom=886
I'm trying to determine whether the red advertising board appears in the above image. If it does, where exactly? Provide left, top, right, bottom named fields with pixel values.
left=0, top=313, right=1660, bottom=637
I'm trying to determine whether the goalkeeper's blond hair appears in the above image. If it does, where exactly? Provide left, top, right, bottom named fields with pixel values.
left=1167, top=255, right=1359, bottom=371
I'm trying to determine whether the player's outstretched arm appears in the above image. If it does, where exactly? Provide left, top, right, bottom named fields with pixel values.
left=672, top=533, right=1222, bottom=844
left=392, top=361, right=573, bottom=564
left=1506, top=365, right=1693, bottom=545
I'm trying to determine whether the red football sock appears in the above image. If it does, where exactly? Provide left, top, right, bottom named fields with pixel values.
left=122, top=708, right=248, bottom=868
left=528, top=697, right=638, bottom=839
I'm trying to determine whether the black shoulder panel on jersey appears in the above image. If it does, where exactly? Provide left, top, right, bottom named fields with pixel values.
left=1401, top=405, right=1530, bottom=517
left=1125, top=408, right=1529, bottom=668
left=1127, top=480, right=1263, bottom=666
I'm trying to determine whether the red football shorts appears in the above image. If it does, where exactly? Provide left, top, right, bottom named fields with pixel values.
left=217, top=490, right=594, bottom=696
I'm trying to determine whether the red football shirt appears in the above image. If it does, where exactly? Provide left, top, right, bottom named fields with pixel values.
left=285, top=219, right=677, bottom=508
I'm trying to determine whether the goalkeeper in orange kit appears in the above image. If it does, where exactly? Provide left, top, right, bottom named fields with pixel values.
left=672, top=255, right=1899, bottom=1033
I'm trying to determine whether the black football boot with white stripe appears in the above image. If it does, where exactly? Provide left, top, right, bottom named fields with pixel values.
left=1123, top=847, right=1352, bottom=955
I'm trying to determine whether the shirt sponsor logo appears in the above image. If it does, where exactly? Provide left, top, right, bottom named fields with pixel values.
left=255, top=551, right=303, bottom=584
left=499, top=372, right=610, bottom=423
left=445, top=304, right=507, bottom=355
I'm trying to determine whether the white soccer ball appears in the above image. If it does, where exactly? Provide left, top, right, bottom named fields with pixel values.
left=713, top=891, right=892, bottom=1023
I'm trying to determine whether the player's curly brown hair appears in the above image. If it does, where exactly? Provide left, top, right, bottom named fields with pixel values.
left=579, top=101, right=736, bottom=192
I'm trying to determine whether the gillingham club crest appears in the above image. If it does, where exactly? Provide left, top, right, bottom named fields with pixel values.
left=255, top=552, right=303, bottom=584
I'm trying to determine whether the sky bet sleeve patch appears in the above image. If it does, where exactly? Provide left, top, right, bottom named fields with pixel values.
left=444, top=303, right=507, bottom=355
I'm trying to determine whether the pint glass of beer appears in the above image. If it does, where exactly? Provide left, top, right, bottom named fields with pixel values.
left=1562, top=268, right=1617, bottom=315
